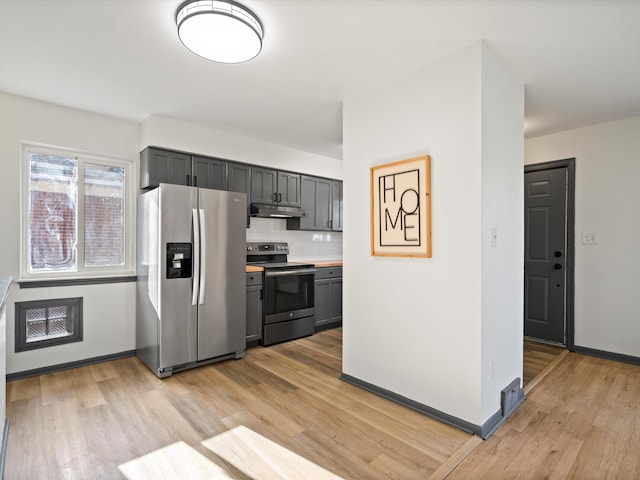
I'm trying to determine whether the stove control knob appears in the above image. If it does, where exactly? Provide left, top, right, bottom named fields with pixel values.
left=247, top=246, right=253, bottom=251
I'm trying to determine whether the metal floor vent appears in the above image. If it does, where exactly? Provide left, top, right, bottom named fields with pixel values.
left=501, top=377, right=525, bottom=417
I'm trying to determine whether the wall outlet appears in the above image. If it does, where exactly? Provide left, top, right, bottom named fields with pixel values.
left=582, top=232, right=598, bottom=245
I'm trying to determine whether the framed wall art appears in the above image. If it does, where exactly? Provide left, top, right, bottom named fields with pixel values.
left=370, top=155, right=431, bottom=257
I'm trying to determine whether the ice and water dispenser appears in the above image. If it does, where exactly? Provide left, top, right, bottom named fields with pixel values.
left=166, top=243, right=193, bottom=279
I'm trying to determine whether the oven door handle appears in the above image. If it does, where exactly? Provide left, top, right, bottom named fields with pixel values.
left=264, top=268, right=317, bottom=277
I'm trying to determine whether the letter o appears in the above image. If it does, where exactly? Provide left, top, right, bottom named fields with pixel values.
left=400, top=189, right=419, bottom=214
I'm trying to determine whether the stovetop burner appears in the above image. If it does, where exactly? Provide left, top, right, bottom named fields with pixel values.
left=246, top=241, right=313, bottom=269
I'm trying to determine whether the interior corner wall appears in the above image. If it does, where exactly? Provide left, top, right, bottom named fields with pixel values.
left=479, top=47, right=524, bottom=421
left=0, top=91, right=140, bottom=374
left=525, top=116, right=640, bottom=358
left=342, top=43, right=485, bottom=424
left=140, top=115, right=343, bottom=180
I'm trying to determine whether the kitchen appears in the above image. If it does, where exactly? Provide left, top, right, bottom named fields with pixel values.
left=136, top=145, right=344, bottom=377
left=0, top=96, right=346, bottom=477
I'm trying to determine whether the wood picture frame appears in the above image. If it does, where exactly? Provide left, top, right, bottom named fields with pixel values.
left=370, top=155, right=431, bottom=257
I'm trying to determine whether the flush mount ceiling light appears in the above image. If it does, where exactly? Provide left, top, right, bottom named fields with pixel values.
left=176, top=0, right=263, bottom=64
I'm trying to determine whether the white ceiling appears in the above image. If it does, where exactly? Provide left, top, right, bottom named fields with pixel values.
left=1, top=0, right=639, bottom=160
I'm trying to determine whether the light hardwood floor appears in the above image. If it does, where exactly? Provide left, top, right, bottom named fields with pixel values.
left=449, top=351, right=640, bottom=479
left=523, top=339, right=565, bottom=385
left=6, top=330, right=639, bottom=479
left=5, top=329, right=473, bottom=479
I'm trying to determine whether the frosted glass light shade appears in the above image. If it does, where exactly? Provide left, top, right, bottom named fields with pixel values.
left=176, top=0, right=263, bottom=63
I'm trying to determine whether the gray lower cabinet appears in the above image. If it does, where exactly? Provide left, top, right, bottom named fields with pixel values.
left=246, top=272, right=263, bottom=346
left=314, top=267, right=342, bottom=329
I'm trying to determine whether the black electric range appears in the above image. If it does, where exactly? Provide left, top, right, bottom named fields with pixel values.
left=246, top=242, right=316, bottom=345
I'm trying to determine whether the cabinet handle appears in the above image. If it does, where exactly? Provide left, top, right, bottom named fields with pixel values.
left=328, top=220, right=332, bottom=228
left=278, top=193, right=282, bottom=203
left=186, top=174, right=190, bottom=185
left=193, top=175, right=197, bottom=187
left=272, top=192, right=277, bottom=202
left=259, top=289, right=263, bottom=300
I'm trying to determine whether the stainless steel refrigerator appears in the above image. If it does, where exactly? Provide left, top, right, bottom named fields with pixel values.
left=136, top=183, right=247, bottom=378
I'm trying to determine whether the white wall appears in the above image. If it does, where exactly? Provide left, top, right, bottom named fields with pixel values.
left=525, top=116, right=640, bottom=358
left=342, top=42, right=522, bottom=427
left=0, top=92, right=140, bottom=374
left=480, top=48, right=524, bottom=420
left=141, top=115, right=343, bottom=180
left=0, top=92, right=343, bottom=374
left=141, top=115, right=343, bottom=261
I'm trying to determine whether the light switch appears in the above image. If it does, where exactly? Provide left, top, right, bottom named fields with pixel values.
left=581, top=232, right=598, bottom=245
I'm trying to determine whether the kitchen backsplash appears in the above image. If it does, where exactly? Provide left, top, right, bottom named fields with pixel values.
left=246, top=217, right=343, bottom=261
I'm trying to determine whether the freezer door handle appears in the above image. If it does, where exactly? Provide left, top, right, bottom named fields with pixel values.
left=198, top=208, right=206, bottom=305
left=191, top=208, right=200, bottom=306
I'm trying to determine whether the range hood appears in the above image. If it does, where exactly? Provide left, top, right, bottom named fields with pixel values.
left=250, top=203, right=307, bottom=218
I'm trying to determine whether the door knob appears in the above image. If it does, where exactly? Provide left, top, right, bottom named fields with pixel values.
left=554, top=251, right=562, bottom=257
left=554, top=263, right=562, bottom=269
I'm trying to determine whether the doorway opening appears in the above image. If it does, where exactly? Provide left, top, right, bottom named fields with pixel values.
left=523, top=159, right=575, bottom=385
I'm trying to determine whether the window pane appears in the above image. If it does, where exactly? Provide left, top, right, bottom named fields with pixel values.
left=84, top=163, right=125, bottom=267
left=29, top=154, right=77, bottom=272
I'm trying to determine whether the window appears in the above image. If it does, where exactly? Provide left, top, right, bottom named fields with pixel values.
left=22, top=145, right=134, bottom=280
left=15, top=297, right=83, bottom=351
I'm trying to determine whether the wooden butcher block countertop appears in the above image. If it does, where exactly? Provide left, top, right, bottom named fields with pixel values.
left=307, top=261, right=343, bottom=268
left=245, top=265, right=264, bottom=273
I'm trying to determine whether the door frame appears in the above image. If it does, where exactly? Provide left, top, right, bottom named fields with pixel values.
left=524, top=158, right=576, bottom=350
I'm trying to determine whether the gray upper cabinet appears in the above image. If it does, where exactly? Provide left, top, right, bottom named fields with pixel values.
left=140, top=147, right=191, bottom=189
left=251, top=168, right=301, bottom=207
left=288, top=176, right=342, bottom=232
left=290, top=175, right=331, bottom=231
left=251, top=167, right=278, bottom=204
left=192, top=156, right=227, bottom=190
left=228, top=162, right=251, bottom=195
left=141, top=147, right=228, bottom=191
left=277, top=171, right=301, bottom=207
left=228, top=162, right=251, bottom=224
left=331, top=180, right=343, bottom=232
left=141, top=147, right=339, bottom=231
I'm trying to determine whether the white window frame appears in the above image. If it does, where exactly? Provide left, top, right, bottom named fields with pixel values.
left=20, top=143, right=135, bottom=281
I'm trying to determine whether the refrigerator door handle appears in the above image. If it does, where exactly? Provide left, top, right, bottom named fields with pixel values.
left=198, top=208, right=207, bottom=305
left=191, top=208, right=200, bottom=306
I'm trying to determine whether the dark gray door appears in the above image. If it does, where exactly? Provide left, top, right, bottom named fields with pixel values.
left=524, top=167, right=567, bottom=343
